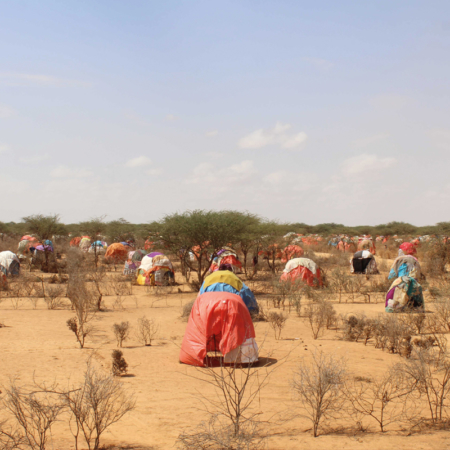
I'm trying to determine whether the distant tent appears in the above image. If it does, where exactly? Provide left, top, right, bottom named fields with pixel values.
left=385, top=276, right=424, bottom=312
left=136, top=252, right=174, bottom=286
left=358, top=238, right=376, bottom=255
left=105, top=243, right=128, bottom=263
left=199, top=270, right=259, bottom=314
left=350, top=250, right=379, bottom=274
left=79, top=237, right=91, bottom=252
left=89, top=241, right=107, bottom=254
left=70, top=237, right=82, bottom=247
left=388, top=255, right=422, bottom=280
left=123, top=249, right=146, bottom=276
left=209, top=247, right=242, bottom=273
left=280, top=257, right=323, bottom=287
left=179, top=291, right=258, bottom=367
left=0, top=251, right=20, bottom=276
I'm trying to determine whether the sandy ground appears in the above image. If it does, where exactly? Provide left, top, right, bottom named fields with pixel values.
left=1, top=264, right=450, bottom=450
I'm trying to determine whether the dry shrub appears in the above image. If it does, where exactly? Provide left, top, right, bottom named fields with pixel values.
left=113, top=321, right=131, bottom=347
left=267, top=311, right=287, bottom=339
left=111, top=349, right=128, bottom=376
left=305, top=301, right=336, bottom=339
left=181, top=300, right=195, bottom=321
left=372, top=316, right=413, bottom=356
left=44, top=285, right=66, bottom=309
left=292, top=351, right=347, bottom=437
left=135, top=316, right=159, bottom=346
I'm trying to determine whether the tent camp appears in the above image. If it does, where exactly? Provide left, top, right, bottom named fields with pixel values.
left=281, top=245, right=304, bottom=263
left=88, top=241, right=107, bottom=254
left=209, top=247, right=242, bottom=273
left=350, top=250, right=379, bottom=274
left=199, top=270, right=259, bottom=314
left=385, top=276, right=424, bottom=312
left=136, top=252, right=175, bottom=286
left=0, top=251, right=20, bottom=276
left=123, top=249, right=146, bottom=275
left=398, top=242, right=417, bottom=257
left=179, top=291, right=258, bottom=367
left=388, top=255, right=422, bottom=280
left=105, top=243, right=128, bottom=263
left=280, top=257, right=323, bottom=287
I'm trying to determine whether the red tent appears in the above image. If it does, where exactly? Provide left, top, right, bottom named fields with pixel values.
left=179, top=292, right=256, bottom=367
left=399, top=242, right=417, bottom=256
left=70, top=237, right=82, bottom=247
left=105, top=243, right=128, bottom=262
left=281, top=245, right=304, bottom=263
left=280, top=258, right=323, bottom=287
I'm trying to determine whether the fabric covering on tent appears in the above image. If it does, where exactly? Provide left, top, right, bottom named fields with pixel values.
left=199, top=270, right=259, bottom=313
left=281, top=245, right=304, bottom=263
left=280, top=257, right=323, bottom=287
left=350, top=250, right=378, bottom=274
left=0, top=251, right=20, bottom=276
left=136, top=253, right=174, bottom=286
left=105, top=243, right=128, bottom=262
left=79, top=238, right=91, bottom=252
left=179, top=291, right=258, bottom=367
left=70, top=237, right=82, bottom=247
left=17, top=240, right=31, bottom=257
left=209, top=248, right=242, bottom=273
left=398, top=242, right=417, bottom=257
left=358, top=239, right=376, bottom=255
left=388, top=255, right=422, bottom=280
left=385, top=276, right=424, bottom=312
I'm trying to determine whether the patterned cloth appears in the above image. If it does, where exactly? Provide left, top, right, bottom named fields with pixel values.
left=385, top=276, right=424, bottom=312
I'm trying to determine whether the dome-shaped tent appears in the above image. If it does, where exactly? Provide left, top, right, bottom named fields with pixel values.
left=350, top=250, right=379, bottom=274
left=136, top=252, right=174, bottom=286
left=385, top=276, right=424, bottom=312
left=0, top=251, right=20, bottom=276
left=280, top=257, right=323, bottom=287
left=388, top=255, right=422, bottom=280
left=199, top=270, right=259, bottom=314
left=209, top=247, right=242, bottom=273
left=398, top=242, right=417, bottom=257
left=70, top=237, right=82, bottom=247
left=123, top=249, right=146, bottom=275
left=105, top=243, right=128, bottom=263
left=79, top=237, right=91, bottom=252
left=179, top=291, right=258, bottom=367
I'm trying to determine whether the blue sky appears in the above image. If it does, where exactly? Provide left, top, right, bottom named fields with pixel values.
left=1, top=1, right=449, bottom=225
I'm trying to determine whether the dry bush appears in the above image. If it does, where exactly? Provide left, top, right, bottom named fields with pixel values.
left=304, top=301, right=336, bottom=339
left=372, top=316, right=413, bottom=356
left=113, top=321, right=131, bottom=347
left=271, top=278, right=302, bottom=312
left=398, top=310, right=427, bottom=335
left=9, top=298, right=24, bottom=310
left=111, top=349, right=128, bottom=376
left=43, top=285, right=66, bottom=309
left=267, top=311, right=287, bottom=340
left=181, top=300, right=195, bottom=321
left=3, top=381, right=65, bottom=450
left=135, top=316, right=159, bottom=346
left=63, top=363, right=135, bottom=450
left=341, top=314, right=371, bottom=343
left=345, top=367, right=417, bottom=432
left=433, top=298, right=450, bottom=332
left=292, top=351, right=347, bottom=437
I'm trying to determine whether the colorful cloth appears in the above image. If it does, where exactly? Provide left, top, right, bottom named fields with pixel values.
left=385, top=276, right=424, bottom=312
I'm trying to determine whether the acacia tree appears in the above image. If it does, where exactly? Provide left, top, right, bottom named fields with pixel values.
left=106, top=218, right=135, bottom=244
left=77, top=217, right=107, bottom=267
left=154, top=210, right=253, bottom=287
left=22, top=214, right=66, bottom=272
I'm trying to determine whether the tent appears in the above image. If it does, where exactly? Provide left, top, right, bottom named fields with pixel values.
left=388, top=255, right=422, bottom=280
left=357, top=238, right=376, bottom=255
left=385, top=276, right=424, bottom=312
left=136, top=252, right=174, bottom=286
left=199, top=270, right=259, bottom=313
left=17, top=239, right=32, bottom=258
left=123, top=249, right=146, bottom=276
left=105, top=243, right=128, bottom=263
left=21, top=235, right=37, bottom=243
left=79, top=237, right=91, bottom=252
left=209, top=247, right=242, bottom=273
left=88, top=241, right=107, bottom=254
left=350, top=250, right=379, bottom=274
left=281, top=245, right=304, bottom=263
left=280, top=257, right=323, bottom=287
left=70, top=237, right=82, bottom=247
left=179, top=291, right=258, bottom=367
left=0, top=251, right=20, bottom=276
left=398, top=242, right=417, bottom=257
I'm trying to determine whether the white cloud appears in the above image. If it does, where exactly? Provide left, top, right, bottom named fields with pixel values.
left=165, top=114, right=177, bottom=121
left=238, top=122, right=307, bottom=150
left=0, top=104, right=15, bottom=119
left=205, top=130, right=218, bottom=137
left=187, top=160, right=256, bottom=185
left=19, top=154, right=50, bottom=164
left=0, top=143, right=10, bottom=153
left=352, top=133, right=390, bottom=148
left=264, top=170, right=288, bottom=185
left=50, top=165, right=94, bottom=178
left=303, top=57, right=334, bottom=70
left=0, top=72, right=91, bottom=87
left=342, top=154, right=397, bottom=176
left=146, top=168, right=163, bottom=176
left=125, top=156, right=152, bottom=168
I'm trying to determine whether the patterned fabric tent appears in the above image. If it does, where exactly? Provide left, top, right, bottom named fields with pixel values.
left=385, top=276, right=424, bottom=312
left=280, top=257, right=323, bottom=287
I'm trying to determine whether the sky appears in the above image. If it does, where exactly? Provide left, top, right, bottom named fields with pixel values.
left=1, top=0, right=450, bottom=226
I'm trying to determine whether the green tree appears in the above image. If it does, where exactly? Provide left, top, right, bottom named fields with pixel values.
left=155, top=210, right=252, bottom=287
left=106, top=218, right=135, bottom=244
left=78, top=217, right=107, bottom=267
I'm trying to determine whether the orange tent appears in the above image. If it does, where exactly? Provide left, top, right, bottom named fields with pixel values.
left=105, top=243, right=128, bottom=262
left=70, top=237, right=82, bottom=247
left=281, top=245, right=304, bottom=263
left=280, top=258, right=323, bottom=287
